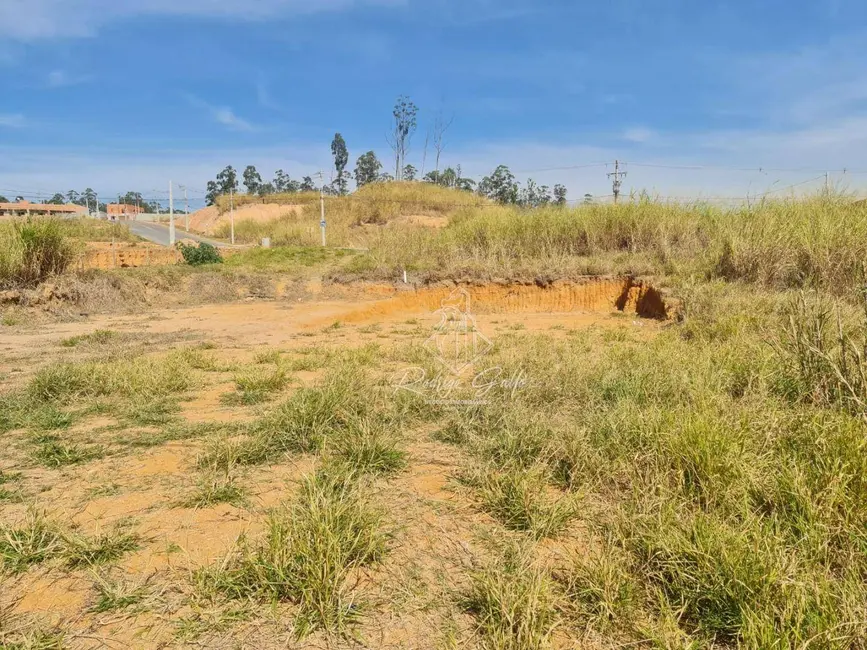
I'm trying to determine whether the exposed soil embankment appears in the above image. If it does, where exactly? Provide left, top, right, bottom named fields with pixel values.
left=334, top=277, right=669, bottom=322
left=79, top=246, right=182, bottom=270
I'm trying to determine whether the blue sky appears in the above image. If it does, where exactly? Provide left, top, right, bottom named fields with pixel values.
left=2, top=0, right=867, bottom=207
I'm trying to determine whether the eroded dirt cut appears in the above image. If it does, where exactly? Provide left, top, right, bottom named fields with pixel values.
left=340, top=277, right=668, bottom=323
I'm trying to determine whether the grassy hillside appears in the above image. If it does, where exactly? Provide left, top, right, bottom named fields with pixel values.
left=213, top=182, right=487, bottom=244
left=211, top=183, right=867, bottom=296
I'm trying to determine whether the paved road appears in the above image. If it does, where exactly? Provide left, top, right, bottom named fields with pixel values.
left=128, top=221, right=233, bottom=248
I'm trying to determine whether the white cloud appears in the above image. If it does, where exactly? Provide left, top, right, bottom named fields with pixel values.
left=622, top=127, right=656, bottom=144
left=1, top=0, right=406, bottom=42
left=47, top=69, right=91, bottom=88
left=0, top=114, right=26, bottom=128
left=213, top=108, right=255, bottom=132
left=185, top=95, right=258, bottom=132
left=256, top=77, right=280, bottom=111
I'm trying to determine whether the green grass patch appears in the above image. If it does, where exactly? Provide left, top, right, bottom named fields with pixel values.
left=464, top=544, right=559, bottom=650
left=195, top=470, right=388, bottom=636
left=0, top=511, right=64, bottom=574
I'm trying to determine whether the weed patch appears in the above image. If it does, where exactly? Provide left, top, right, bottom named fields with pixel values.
left=196, top=471, right=388, bottom=636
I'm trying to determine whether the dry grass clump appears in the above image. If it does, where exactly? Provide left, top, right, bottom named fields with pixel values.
left=466, top=465, right=577, bottom=539
left=464, top=543, right=559, bottom=650
left=0, top=511, right=139, bottom=574
left=26, top=354, right=192, bottom=403
left=195, top=470, right=388, bottom=636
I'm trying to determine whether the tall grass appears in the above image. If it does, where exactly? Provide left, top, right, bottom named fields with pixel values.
left=0, top=219, right=76, bottom=288
left=773, top=290, right=867, bottom=416
left=212, top=185, right=867, bottom=295
left=436, top=289, right=867, bottom=647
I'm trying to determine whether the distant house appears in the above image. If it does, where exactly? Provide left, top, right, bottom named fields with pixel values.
left=0, top=200, right=85, bottom=217
left=107, top=203, right=145, bottom=219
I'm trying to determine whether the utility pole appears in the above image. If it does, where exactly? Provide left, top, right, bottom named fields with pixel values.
left=317, top=171, right=326, bottom=247
left=824, top=171, right=830, bottom=195
left=179, top=184, right=189, bottom=231
left=169, top=180, right=176, bottom=246
left=230, top=187, right=235, bottom=245
left=607, top=160, right=627, bottom=205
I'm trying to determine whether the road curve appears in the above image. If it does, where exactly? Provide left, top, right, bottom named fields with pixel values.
left=128, top=221, right=236, bottom=248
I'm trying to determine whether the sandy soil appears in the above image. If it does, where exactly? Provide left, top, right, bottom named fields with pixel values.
left=187, top=205, right=304, bottom=235
left=0, top=281, right=665, bottom=649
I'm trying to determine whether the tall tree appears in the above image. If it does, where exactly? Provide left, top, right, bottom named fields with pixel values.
left=403, top=164, right=417, bottom=181
left=0, top=195, right=8, bottom=203
left=273, top=170, right=289, bottom=193
left=66, top=190, right=80, bottom=204
left=386, top=96, right=418, bottom=180
left=478, top=165, right=518, bottom=204
left=258, top=182, right=275, bottom=196
left=216, top=166, right=239, bottom=195
left=243, top=165, right=262, bottom=195
left=519, top=179, right=551, bottom=208
left=554, top=184, right=567, bottom=205
left=354, top=151, right=383, bottom=187
left=45, top=193, right=66, bottom=205
left=205, top=181, right=219, bottom=206
left=330, top=133, right=349, bottom=195
left=300, top=176, right=316, bottom=192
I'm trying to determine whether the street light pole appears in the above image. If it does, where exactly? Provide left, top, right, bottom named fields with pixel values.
left=169, top=180, right=176, bottom=246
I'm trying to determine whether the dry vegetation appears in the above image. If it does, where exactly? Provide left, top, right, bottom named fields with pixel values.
left=1, top=184, right=866, bottom=648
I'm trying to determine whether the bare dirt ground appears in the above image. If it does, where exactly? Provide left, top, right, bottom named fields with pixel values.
left=188, top=205, right=304, bottom=235
left=0, top=282, right=665, bottom=649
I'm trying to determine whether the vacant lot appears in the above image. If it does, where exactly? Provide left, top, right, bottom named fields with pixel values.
left=1, top=189, right=866, bottom=649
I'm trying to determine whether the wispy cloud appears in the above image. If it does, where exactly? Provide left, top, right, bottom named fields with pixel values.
left=2, top=0, right=407, bottom=42
left=622, top=127, right=656, bottom=144
left=213, top=107, right=255, bottom=132
left=186, top=95, right=257, bottom=132
left=0, top=114, right=26, bottom=128
left=256, top=77, right=280, bottom=111
left=46, top=69, right=91, bottom=88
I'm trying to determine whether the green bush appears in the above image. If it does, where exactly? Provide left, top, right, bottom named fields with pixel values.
left=177, top=242, right=223, bottom=266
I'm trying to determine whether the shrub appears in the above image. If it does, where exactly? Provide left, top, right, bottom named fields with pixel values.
left=178, top=241, right=223, bottom=266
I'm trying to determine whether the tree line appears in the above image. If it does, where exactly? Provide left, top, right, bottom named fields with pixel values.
left=0, top=190, right=189, bottom=214
left=203, top=96, right=570, bottom=209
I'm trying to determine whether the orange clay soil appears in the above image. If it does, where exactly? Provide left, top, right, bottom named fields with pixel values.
left=0, top=279, right=667, bottom=649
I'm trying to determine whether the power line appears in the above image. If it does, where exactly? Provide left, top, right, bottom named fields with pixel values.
left=624, top=161, right=867, bottom=174
left=513, top=162, right=609, bottom=174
